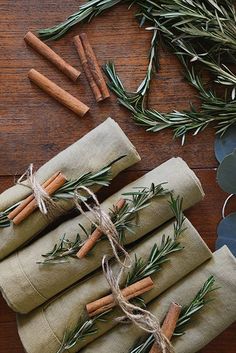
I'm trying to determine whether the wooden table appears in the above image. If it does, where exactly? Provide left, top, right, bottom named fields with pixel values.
left=0, top=1, right=235, bottom=352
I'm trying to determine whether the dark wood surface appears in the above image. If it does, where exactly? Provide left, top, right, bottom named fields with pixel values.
left=0, top=1, right=235, bottom=352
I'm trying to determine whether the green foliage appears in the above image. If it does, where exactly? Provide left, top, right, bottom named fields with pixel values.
left=56, top=311, right=108, bottom=353
left=126, top=196, right=185, bottom=286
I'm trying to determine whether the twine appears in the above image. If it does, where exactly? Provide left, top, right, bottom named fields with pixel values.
left=74, top=186, right=173, bottom=353
left=17, top=164, right=60, bottom=217
left=102, top=257, right=174, bottom=353
left=74, top=186, right=131, bottom=268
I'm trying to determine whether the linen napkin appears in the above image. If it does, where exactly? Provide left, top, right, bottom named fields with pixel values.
left=0, top=117, right=140, bottom=259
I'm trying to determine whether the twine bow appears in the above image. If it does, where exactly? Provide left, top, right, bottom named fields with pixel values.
left=17, top=164, right=55, bottom=215
left=74, top=186, right=131, bottom=268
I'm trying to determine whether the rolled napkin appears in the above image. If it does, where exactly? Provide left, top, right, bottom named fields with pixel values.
left=81, top=246, right=235, bottom=353
left=0, top=157, right=204, bottom=313
left=0, top=117, right=140, bottom=259
left=17, top=217, right=212, bottom=353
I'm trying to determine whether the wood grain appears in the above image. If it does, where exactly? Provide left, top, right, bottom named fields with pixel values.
left=0, top=1, right=235, bottom=352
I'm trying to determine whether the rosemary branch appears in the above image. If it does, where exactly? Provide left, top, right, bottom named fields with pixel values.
left=126, top=195, right=185, bottom=286
left=0, top=157, right=123, bottom=229
left=56, top=311, right=108, bottom=353
left=36, top=229, right=87, bottom=264
left=104, top=61, right=236, bottom=144
left=38, top=0, right=125, bottom=41
left=129, top=275, right=216, bottom=353
left=37, top=182, right=169, bottom=264
left=112, top=183, right=169, bottom=244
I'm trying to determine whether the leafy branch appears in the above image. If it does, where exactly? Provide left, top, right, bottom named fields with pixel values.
left=37, top=0, right=125, bottom=41
left=129, top=275, right=217, bottom=353
left=111, top=182, right=169, bottom=243
left=104, top=61, right=236, bottom=144
left=56, top=311, right=108, bottom=353
left=37, top=228, right=87, bottom=264
left=126, top=196, right=185, bottom=286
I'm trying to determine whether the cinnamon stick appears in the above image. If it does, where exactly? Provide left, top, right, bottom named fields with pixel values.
left=8, top=171, right=60, bottom=220
left=24, top=32, right=81, bottom=82
left=74, top=33, right=110, bottom=101
left=12, top=172, right=67, bottom=225
left=28, top=69, right=89, bottom=117
left=76, top=198, right=126, bottom=259
left=149, top=302, right=182, bottom=353
left=74, top=35, right=103, bottom=102
left=86, top=276, right=154, bottom=318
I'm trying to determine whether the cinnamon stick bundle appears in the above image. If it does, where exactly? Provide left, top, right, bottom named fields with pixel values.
left=86, top=276, right=154, bottom=318
left=74, top=33, right=110, bottom=102
left=76, top=198, right=126, bottom=259
left=8, top=172, right=67, bottom=225
left=28, top=69, right=89, bottom=117
left=149, top=302, right=182, bottom=353
left=24, top=32, right=81, bottom=82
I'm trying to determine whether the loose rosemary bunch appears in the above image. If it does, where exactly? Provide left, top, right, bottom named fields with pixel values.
left=56, top=311, right=108, bottom=353
left=0, top=157, right=123, bottom=229
left=129, top=275, right=217, bottom=353
left=37, top=182, right=169, bottom=264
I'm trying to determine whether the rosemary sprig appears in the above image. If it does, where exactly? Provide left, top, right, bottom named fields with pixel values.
left=129, top=275, right=217, bottom=353
left=53, top=155, right=125, bottom=199
left=37, top=182, right=169, bottom=264
left=38, top=0, right=125, bottom=41
left=111, top=182, right=170, bottom=244
left=56, top=311, right=108, bottom=353
left=126, top=195, right=185, bottom=286
left=0, top=202, right=21, bottom=228
left=0, top=157, right=123, bottom=228
left=37, top=227, right=88, bottom=264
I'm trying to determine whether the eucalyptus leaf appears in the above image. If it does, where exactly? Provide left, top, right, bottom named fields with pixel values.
left=214, top=125, right=236, bottom=163
left=216, top=213, right=236, bottom=256
left=217, top=150, right=236, bottom=194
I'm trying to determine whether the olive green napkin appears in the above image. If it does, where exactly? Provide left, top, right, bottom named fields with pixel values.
left=17, top=217, right=212, bottom=353
left=81, top=246, right=235, bottom=353
left=0, top=118, right=140, bottom=259
left=0, top=157, right=204, bottom=313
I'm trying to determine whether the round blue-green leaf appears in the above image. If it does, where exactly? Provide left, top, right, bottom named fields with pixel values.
left=216, top=213, right=236, bottom=256
left=217, top=150, right=236, bottom=194
left=215, top=125, right=236, bottom=163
